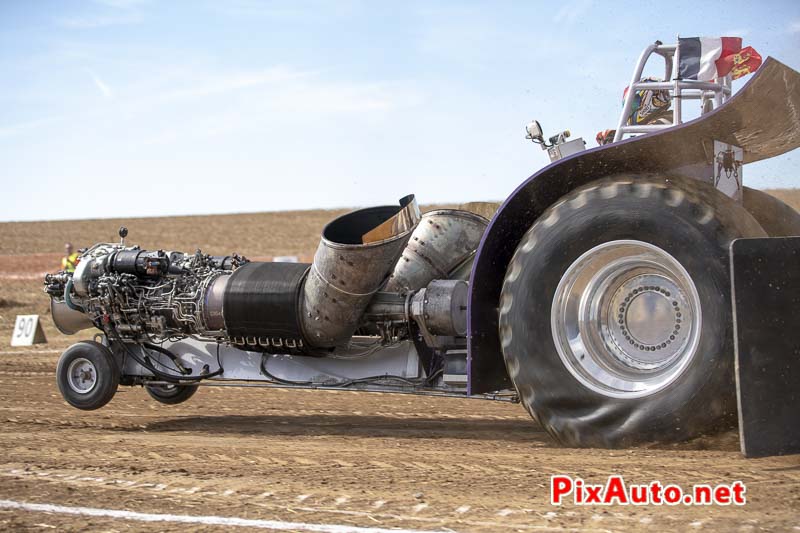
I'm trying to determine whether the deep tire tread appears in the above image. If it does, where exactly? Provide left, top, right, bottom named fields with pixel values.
left=499, top=174, right=765, bottom=447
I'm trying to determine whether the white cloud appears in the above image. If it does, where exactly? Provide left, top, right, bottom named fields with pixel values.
left=92, top=0, right=150, bottom=8
left=67, top=61, right=426, bottom=149
left=86, top=69, right=113, bottom=99
left=0, top=116, right=64, bottom=138
left=56, top=12, right=142, bottom=29
left=263, top=80, right=422, bottom=115
left=789, top=21, right=800, bottom=34
left=553, top=0, right=595, bottom=25
left=209, top=0, right=359, bottom=20
left=164, top=67, right=313, bottom=100
left=415, top=6, right=507, bottom=71
left=56, top=0, right=146, bottom=29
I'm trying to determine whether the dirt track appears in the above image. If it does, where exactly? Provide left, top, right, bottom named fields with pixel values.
left=0, top=350, right=798, bottom=532
left=1, top=200, right=799, bottom=531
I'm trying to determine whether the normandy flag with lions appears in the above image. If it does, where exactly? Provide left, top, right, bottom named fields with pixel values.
left=677, top=36, right=762, bottom=81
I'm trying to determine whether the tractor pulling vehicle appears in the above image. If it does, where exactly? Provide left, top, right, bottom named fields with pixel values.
left=45, top=41, right=800, bottom=449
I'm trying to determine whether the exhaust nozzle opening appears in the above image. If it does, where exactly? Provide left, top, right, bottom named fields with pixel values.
left=301, top=195, right=420, bottom=348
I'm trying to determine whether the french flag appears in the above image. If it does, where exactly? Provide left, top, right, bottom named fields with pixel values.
left=678, top=37, right=742, bottom=81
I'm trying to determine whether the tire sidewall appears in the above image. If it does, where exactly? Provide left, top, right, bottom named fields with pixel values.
left=501, top=177, right=760, bottom=447
left=56, top=341, right=120, bottom=410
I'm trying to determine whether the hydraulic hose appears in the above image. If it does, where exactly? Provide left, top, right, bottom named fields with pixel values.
left=112, top=330, right=222, bottom=383
left=64, top=278, right=84, bottom=312
left=144, top=342, right=224, bottom=379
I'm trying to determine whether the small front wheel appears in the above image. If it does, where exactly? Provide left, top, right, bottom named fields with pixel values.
left=56, top=341, right=120, bottom=410
left=145, top=383, right=199, bottom=405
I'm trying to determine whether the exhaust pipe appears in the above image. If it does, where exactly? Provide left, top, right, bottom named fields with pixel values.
left=300, top=195, right=420, bottom=348
left=384, top=209, right=488, bottom=294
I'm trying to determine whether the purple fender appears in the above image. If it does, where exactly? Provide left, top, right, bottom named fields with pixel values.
left=466, top=57, right=800, bottom=394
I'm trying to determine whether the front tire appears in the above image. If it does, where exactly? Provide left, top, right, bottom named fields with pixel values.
left=499, top=175, right=765, bottom=447
left=56, top=341, right=120, bottom=410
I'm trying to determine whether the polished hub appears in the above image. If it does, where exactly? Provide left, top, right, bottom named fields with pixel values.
left=606, top=273, right=692, bottom=370
left=551, top=240, right=701, bottom=398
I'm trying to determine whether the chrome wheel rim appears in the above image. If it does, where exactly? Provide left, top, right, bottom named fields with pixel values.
left=66, top=357, right=98, bottom=394
left=551, top=240, right=701, bottom=398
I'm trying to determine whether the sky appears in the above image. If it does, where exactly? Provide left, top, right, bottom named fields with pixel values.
left=1, top=0, right=799, bottom=222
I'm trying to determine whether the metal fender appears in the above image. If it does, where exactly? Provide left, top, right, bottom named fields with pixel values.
left=466, top=57, right=800, bottom=394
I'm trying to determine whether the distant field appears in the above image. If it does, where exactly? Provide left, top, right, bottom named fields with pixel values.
left=0, top=208, right=353, bottom=258
left=0, top=202, right=504, bottom=257
left=769, top=188, right=800, bottom=210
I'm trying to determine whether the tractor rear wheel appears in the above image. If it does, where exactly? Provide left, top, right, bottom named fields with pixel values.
left=499, top=175, right=766, bottom=447
left=742, top=186, right=800, bottom=236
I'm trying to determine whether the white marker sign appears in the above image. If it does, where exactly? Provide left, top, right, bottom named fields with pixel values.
left=10, top=315, right=47, bottom=347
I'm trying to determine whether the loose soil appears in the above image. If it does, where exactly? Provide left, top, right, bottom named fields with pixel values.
left=1, top=197, right=797, bottom=531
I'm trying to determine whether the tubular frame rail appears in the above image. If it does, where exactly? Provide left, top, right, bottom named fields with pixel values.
left=613, top=40, right=733, bottom=142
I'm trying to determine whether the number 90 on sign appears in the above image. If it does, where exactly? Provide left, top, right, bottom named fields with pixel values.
left=11, top=315, right=47, bottom=347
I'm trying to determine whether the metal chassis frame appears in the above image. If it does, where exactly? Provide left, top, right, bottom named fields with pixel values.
left=112, top=336, right=518, bottom=402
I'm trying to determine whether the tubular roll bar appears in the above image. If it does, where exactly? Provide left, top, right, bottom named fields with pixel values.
left=613, top=41, right=732, bottom=142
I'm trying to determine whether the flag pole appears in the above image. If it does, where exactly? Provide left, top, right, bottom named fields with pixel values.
left=674, top=33, right=682, bottom=125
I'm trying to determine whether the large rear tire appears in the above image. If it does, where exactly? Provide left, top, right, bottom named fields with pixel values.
left=742, top=186, right=800, bottom=236
left=499, top=175, right=766, bottom=447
